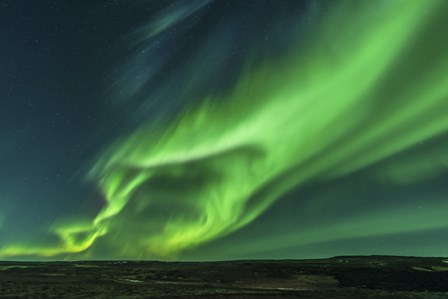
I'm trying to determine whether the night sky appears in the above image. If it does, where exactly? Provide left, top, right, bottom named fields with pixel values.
left=1, top=0, right=448, bottom=261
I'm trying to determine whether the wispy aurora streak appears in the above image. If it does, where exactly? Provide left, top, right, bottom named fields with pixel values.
left=1, top=0, right=448, bottom=259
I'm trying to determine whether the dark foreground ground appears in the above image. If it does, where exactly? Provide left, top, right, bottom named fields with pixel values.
left=1, top=256, right=448, bottom=299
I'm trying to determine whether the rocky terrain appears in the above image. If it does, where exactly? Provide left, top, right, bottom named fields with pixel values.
left=1, top=256, right=448, bottom=298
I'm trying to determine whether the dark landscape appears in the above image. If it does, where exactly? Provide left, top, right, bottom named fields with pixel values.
left=1, top=256, right=448, bottom=299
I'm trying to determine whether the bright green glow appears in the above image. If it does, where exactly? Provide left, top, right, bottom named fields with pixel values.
left=1, top=0, right=448, bottom=259
left=0, top=220, right=107, bottom=258
left=217, top=193, right=448, bottom=258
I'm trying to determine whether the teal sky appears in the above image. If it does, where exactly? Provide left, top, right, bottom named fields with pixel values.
left=1, top=0, right=447, bottom=261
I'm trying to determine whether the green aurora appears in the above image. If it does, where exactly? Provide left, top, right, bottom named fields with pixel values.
left=1, top=0, right=448, bottom=260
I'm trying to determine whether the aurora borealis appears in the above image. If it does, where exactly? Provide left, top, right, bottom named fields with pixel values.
left=1, top=0, right=448, bottom=260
